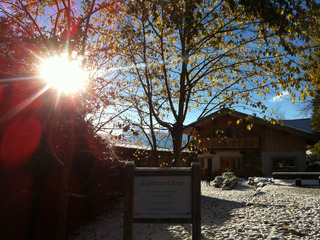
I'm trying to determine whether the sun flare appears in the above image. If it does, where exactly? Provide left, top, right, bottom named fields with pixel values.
left=40, top=54, right=88, bottom=93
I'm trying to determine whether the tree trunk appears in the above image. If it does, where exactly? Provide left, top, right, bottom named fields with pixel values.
left=56, top=155, right=73, bottom=240
left=151, top=147, right=160, bottom=167
left=54, top=116, right=76, bottom=240
left=171, top=125, right=184, bottom=167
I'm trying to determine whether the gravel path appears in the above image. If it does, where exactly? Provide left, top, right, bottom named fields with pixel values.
left=70, top=179, right=320, bottom=240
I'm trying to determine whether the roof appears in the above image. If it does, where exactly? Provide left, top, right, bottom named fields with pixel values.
left=281, top=119, right=312, bottom=133
left=184, top=108, right=317, bottom=143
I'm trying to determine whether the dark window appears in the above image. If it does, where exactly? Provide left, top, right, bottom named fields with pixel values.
left=238, top=128, right=244, bottom=137
left=273, top=158, right=297, bottom=172
left=226, top=128, right=232, bottom=137
left=200, top=159, right=205, bottom=168
left=233, top=158, right=242, bottom=169
left=232, top=128, right=237, bottom=137
left=221, top=157, right=243, bottom=171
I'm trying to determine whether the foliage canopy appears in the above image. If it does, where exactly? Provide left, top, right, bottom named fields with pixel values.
left=1, top=0, right=319, bottom=167
left=102, top=0, right=319, bottom=165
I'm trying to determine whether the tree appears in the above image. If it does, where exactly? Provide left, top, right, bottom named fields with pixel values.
left=269, top=103, right=286, bottom=120
left=0, top=77, right=123, bottom=239
left=0, top=0, right=124, bottom=129
left=0, top=17, right=33, bottom=76
left=0, top=1, right=124, bottom=239
left=299, top=11, right=320, bottom=161
left=308, top=39, right=320, bottom=134
left=102, top=0, right=319, bottom=166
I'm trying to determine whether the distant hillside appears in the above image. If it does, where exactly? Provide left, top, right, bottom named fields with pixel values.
left=120, top=131, right=189, bottom=150
left=101, top=130, right=189, bottom=150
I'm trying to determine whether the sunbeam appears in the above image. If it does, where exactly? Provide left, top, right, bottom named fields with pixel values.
left=0, top=83, right=50, bottom=125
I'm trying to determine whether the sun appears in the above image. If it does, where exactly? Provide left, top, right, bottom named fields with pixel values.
left=40, top=54, right=88, bottom=93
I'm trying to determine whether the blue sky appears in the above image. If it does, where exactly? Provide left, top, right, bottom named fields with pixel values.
left=183, top=90, right=312, bottom=126
left=266, top=91, right=311, bottom=119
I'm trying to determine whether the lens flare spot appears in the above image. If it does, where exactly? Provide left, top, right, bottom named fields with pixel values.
left=0, top=116, right=42, bottom=170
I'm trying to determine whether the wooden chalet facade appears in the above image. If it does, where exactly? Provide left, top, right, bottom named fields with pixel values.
left=184, top=108, right=317, bottom=178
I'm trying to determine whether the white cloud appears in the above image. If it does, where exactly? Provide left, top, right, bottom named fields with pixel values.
left=270, top=91, right=290, bottom=102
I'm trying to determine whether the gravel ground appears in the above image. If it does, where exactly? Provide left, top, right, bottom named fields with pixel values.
left=70, top=179, right=320, bottom=240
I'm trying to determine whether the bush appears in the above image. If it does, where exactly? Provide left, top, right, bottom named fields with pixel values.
left=212, top=171, right=238, bottom=190
left=0, top=116, right=126, bottom=240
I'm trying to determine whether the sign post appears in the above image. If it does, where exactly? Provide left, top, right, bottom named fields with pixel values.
left=123, top=162, right=201, bottom=240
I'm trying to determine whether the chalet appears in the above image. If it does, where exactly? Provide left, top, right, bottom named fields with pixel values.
left=183, top=108, right=317, bottom=178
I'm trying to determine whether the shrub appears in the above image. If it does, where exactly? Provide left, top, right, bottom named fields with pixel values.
left=212, top=171, right=238, bottom=190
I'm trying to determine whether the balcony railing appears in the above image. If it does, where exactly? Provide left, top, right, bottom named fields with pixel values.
left=198, top=137, right=259, bottom=150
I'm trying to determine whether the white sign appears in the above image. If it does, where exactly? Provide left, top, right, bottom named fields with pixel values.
left=133, top=176, right=192, bottom=219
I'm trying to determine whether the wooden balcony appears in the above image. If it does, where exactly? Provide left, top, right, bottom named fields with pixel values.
left=198, top=137, right=260, bottom=150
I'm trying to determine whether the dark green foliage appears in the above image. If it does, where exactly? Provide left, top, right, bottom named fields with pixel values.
left=0, top=58, right=124, bottom=240
left=307, top=39, right=320, bottom=160
left=0, top=11, right=125, bottom=240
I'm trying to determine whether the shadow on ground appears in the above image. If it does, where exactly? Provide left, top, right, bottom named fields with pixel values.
left=201, top=195, right=246, bottom=226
